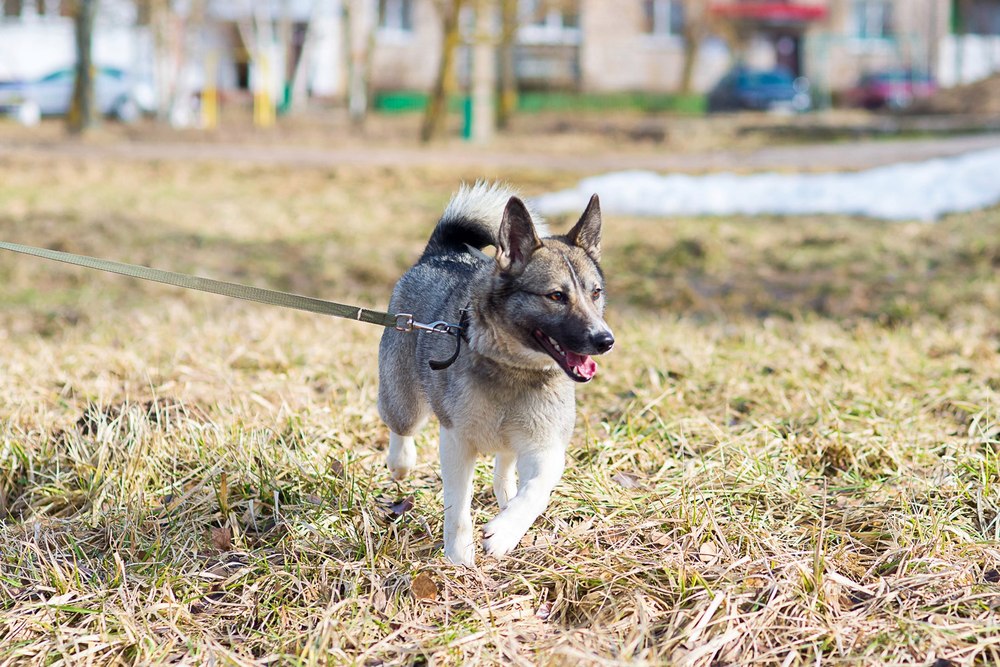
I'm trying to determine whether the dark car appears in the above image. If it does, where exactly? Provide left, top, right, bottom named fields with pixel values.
left=0, top=66, right=155, bottom=125
left=844, top=69, right=937, bottom=110
left=706, top=66, right=811, bottom=113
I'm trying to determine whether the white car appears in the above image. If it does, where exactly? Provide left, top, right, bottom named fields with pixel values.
left=0, top=66, right=155, bottom=125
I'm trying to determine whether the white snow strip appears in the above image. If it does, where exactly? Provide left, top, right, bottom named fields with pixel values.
left=533, top=147, right=1000, bottom=222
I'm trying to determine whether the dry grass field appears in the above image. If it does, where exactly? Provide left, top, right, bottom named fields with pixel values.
left=1, top=150, right=999, bottom=666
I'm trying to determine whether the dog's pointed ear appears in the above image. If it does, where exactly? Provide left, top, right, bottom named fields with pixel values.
left=497, top=196, right=542, bottom=274
left=566, top=194, right=602, bottom=261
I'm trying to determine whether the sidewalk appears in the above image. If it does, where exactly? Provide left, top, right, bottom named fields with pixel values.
left=3, top=131, right=1000, bottom=174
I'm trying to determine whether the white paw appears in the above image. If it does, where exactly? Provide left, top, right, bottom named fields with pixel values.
left=387, top=457, right=413, bottom=481
left=387, top=434, right=416, bottom=481
left=482, top=515, right=527, bottom=557
left=444, top=537, right=476, bottom=567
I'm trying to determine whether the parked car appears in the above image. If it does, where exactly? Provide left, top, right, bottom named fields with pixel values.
left=0, top=66, right=155, bottom=125
left=706, top=66, right=811, bottom=113
left=844, top=69, right=937, bottom=110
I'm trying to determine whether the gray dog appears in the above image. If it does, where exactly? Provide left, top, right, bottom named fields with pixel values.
left=377, top=183, right=614, bottom=565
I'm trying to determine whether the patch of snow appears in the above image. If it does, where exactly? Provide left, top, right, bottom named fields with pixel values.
left=533, top=147, right=1000, bottom=222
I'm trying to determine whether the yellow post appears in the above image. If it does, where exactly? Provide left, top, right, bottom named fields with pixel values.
left=254, top=51, right=275, bottom=128
left=202, top=51, right=218, bottom=129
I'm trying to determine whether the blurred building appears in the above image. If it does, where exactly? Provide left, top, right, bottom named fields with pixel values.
left=363, top=0, right=1000, bottom=97
left=0, top=0, right=151, bottom=81
left=2, top=0, right=999, bottom=107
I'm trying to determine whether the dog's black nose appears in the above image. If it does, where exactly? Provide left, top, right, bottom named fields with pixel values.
left=591, top=331, right=615, bottom=354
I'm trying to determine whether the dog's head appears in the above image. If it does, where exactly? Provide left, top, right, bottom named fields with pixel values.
left=479, top=195, right=614, bottom=382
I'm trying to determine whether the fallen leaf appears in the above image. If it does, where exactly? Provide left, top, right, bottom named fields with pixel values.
left=373, top=587, right=389, bottom=613
left=698, top=541, right=719, bottom=564
left=210, top=526, right=232, bottom=552
left=931, top=658, right=958, bottom=667
left=611, top=471, right=643, bottom=489
left=649, top=530, right=672, bottom=547
left=411, top=572, right=438, bottom=601
left=536, top=600, right=552, bottom=620
left=388, top=496, right=415, bottom=520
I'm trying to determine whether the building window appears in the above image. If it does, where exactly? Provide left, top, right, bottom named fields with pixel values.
left=959, top=0, right=1000, bottom=35
left=852, top=0, right=893, bottom=39
left=518, top=0, right=581, bottom=44
left=643, top=0, right=684, bottom=37
left=378, top=0, right=414, bottom=33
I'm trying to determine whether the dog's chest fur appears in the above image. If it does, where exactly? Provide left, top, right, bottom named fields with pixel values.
left=439, top=361, right=576, bottom=454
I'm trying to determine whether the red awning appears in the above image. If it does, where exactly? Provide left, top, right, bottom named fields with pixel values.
left=710, top=3, right=828, bottom=22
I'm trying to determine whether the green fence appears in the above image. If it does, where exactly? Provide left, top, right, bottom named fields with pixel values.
left=373, top=90, right=705, bottom=115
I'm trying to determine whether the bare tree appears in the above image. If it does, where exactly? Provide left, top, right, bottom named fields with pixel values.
left=68, top=0, right=98, bottom=134
left=496, top=0, right=518, bottom=129
left=142, top=0, right=174, bottom=123
left=287, top=0, right=322, bottom=114
left=344, top=0, right=377, bottom=126
left=470, top=0, right=497, bottom=143
left=678, top=0, right=708, bottom=94
left=421, top=0, right=467, bottom=142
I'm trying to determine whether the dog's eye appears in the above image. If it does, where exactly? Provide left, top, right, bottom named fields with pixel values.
left=546, top=291, right=566, bottom=303
left=591, top=287, right=603, bottom=301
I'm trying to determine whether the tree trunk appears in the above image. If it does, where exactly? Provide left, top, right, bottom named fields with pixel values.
left=421, top=0, right=466, bottom=143
left=497, top=0, right=517, bottom=129
left=288, top=0, right=322, bottom=114
left=470, top=0, right=496, bottom=143
left=346, top=0, right=376, bottom=126
left=68, top=0, right=98, bottom=135
left=678, top=0, right=704, bottom=94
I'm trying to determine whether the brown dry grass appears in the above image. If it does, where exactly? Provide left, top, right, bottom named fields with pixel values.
left=1, top=151, right=999, bottom=666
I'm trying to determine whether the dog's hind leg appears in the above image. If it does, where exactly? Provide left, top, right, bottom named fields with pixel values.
left=387, top=432, right=418, bottom=481
left=380, top=397, right=428, bottom=480
left=378, top=331, right=430, bottom=481
left=493, top=452, right=517, bottom=509
left=440, top=426, right=476, bottom=566
left=482, top=445, right=565, bottom=557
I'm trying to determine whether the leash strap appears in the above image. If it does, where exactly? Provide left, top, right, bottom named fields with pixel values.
left=0, top=240, right=401, bottom=328
left=428, top=308, right=470, bottom=371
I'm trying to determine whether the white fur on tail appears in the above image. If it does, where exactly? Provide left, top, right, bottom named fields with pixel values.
left=441, top=181, right=549, bottom=238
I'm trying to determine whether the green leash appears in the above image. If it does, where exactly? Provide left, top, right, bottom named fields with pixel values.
left=0, top=241, right=464, bottom=349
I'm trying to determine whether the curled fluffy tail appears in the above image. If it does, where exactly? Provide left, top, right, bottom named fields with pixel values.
left=423, top=181, right=546, bottom=257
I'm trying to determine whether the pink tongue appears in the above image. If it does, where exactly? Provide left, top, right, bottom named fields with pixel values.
left=566, top=351, right=597, bottom=379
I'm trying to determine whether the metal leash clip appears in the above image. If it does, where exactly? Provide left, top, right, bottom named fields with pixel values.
left=394, top=314, right=462, bottom=337
left=395, top=309, right=470, bottom=371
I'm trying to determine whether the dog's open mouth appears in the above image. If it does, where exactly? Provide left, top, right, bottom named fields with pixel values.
left=533, top=329, right=597, bottom=382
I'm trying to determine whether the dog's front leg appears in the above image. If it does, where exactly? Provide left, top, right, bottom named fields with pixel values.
left=482, top=445, right=565, bottom=557
left=440, top=426, right=476, bottom=566
left=493, top=452, right=517, bottom=509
